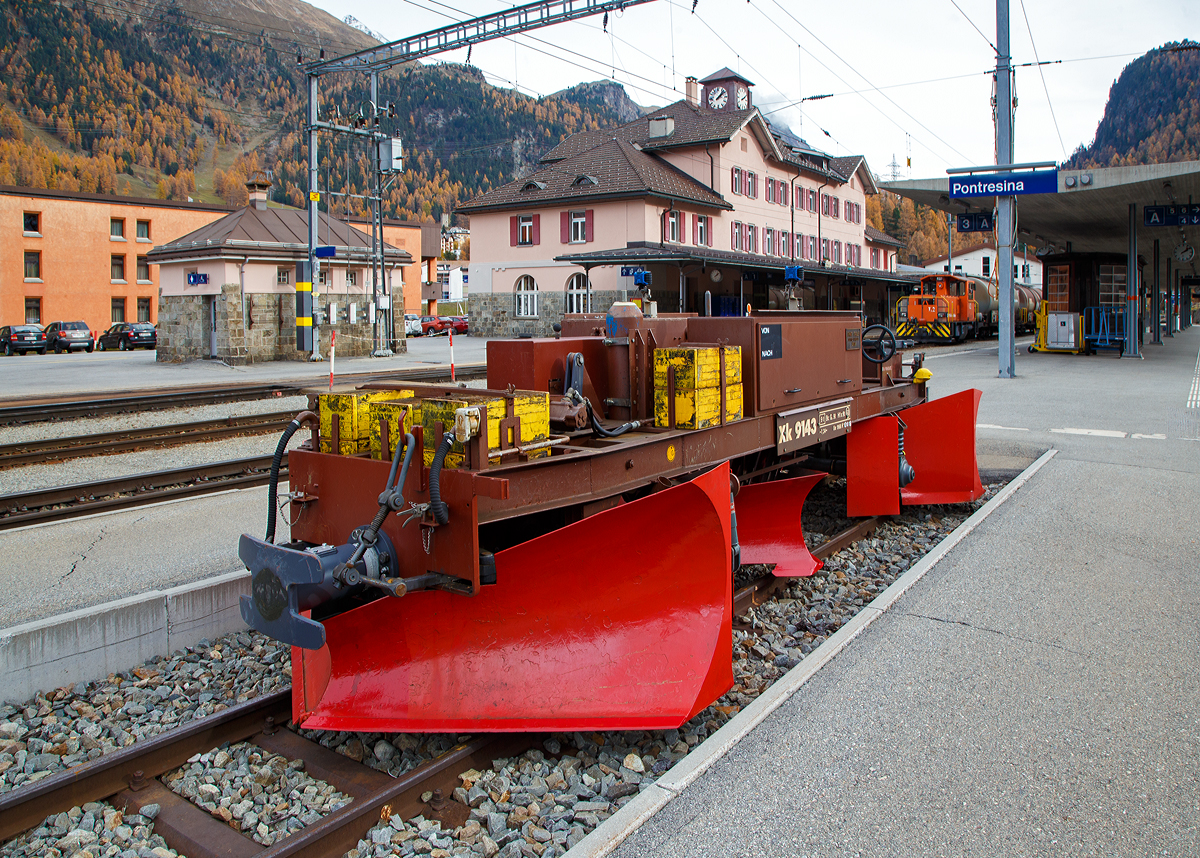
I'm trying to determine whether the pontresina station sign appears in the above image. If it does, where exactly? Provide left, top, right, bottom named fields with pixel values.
left=949, top=170, right=1058, bottom=198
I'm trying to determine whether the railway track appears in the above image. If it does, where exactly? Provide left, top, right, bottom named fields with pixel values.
left=0, top=412, right=297, bottom=469
left=0, top=455, right=283, bottom=529
left=0, top=688, right=533, bottom=858
left=0, top=364, right=487, bottom=425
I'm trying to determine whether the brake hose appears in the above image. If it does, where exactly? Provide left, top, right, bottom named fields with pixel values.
left=584, top=398, right=643, bottom=438
left=265, top=410, right=317, bottom=544
left=428, top=432, right=456, bottom=525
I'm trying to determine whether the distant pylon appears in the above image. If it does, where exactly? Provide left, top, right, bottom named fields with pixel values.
left=886, top=155, right=903, bottom=181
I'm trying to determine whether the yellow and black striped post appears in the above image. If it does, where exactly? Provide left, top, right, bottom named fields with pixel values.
left=296, top=261, right=313, bottom=352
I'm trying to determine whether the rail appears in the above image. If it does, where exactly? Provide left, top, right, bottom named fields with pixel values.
left=0, top=412, right=296, bottom=469
left=0, top=687, right=533, bottom=857
left=0, top=455, right=283, bottom=529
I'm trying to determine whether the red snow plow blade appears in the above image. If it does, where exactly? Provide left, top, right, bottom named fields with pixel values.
left=735, top=473, right=825, bottom=577
left=293, top=463, right=734, bottom=733
left=847, top=388, right=984, bottom=516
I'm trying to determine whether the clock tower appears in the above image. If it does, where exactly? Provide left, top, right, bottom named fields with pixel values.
left=699, top=68, right=754, bottom=112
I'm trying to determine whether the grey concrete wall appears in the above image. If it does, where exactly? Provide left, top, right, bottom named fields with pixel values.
left=0, top=571, right=250, bottom=705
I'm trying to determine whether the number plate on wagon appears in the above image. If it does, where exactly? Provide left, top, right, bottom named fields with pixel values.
left=775, top=398, right=853, bottom=454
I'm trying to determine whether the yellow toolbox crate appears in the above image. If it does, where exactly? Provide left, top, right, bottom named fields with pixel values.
left=653, top=345, right=742, bottom=390
left=421, top=391, right=550, bottom=468
left=319, top=389, right=415, bottom=455
left=654, top=383, right=743, bottom=430
left=368, top=399, right=423, bottom=460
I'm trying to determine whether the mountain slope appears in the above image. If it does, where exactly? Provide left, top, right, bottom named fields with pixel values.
left=1066, top=41, right=1200, bottom=168
left=0, top=0, right=641, bottom=223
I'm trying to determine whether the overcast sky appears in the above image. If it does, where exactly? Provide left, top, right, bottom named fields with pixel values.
left=308, top=0, right=1197, bottom=178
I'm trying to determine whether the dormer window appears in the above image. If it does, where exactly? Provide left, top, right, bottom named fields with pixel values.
left=521, top=180, right=547, bottom=192
left=573, top=175, right=598, bottom=186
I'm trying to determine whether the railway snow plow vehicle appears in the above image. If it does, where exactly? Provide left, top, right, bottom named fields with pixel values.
left=239, top=306, right=984, bottom=733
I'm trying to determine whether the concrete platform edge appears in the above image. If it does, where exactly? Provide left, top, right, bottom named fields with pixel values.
left=566, top=448, right=1058, bottom=858
left=0, top=570, right=250, bottom=705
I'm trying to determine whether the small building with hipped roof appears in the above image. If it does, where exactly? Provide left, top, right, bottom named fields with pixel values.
left=149, top=177, right=412, bottom=363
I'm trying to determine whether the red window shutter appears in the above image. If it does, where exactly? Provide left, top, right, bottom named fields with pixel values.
left=691, top=214, right=697, bottom=245
left=510, top=216, right=518, bottom=246
left=561, top=211, right=570, bottom=243
left=706, top=217, right=713, bottom=247
left=585, top=209, right=594, bottom=242
left=531, top=214, right=540, bottom=245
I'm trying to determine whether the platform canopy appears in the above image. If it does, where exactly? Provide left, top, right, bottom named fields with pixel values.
left=882, top=160, right=1200, bottom=257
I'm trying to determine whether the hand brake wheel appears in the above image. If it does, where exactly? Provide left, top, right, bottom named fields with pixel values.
left=861, top=324, right=897, bottom=364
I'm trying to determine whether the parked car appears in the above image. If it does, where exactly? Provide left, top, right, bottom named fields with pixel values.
left=1, top=325, right=47, bottom=355
left=420, top=315, right=446, bottom=336
left=98, top=322, right=157, bottom=351
left=404, top=314, right=422, bottom=337
left=442, top=315, right=468, bottom=335
left=44, top=320, right=93, bottom=353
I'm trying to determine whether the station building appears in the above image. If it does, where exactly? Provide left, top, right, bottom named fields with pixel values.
left=458, top=69, right=915, bottom=337
left=148, top=179, right=412, bottom=363
left=1, top=186, right=232, bottom=333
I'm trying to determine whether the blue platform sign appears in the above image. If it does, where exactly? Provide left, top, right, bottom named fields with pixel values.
left=620, top=266, right=642, bottom=277
left=186, top=272, right=208, bottom=285
left=1144, top=204, right=1200, bottom=227
left=956, top=212, right=994, bottom=233
left=314, top=246, right=337, bottom=258
left=949, top=170, right=1057, bottom=198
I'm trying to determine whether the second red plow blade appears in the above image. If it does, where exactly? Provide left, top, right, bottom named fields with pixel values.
left=735, top=473, right=825, bottom=577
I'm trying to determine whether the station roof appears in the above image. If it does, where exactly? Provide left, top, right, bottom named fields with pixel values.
left=881, top=161, right=1200, bottom=256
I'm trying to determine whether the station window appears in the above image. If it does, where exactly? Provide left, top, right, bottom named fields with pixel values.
left=871, top=248, right=881, bottom=269
left=666, top=211, right=682, bottom=243
left=347, top=270, right=357, bottom=287
left=277, top=267, right=290, bottom=285
left=23, top=212, right=39, bottom=234
left=565, top=272, right=591, bottom=313
left=25, top=297, right=41, bottom=324
left=514, top=274, right=539, bottom=318
left=110, top=218, right=125, bottom=239
left=569, top=210, right=589, bottom=243
left=137, top=256, right=150, bottom=282
left=136, top=220, right=151, bottom=240
left=517, top=214, right=537, bottom=246
left=695, top=214, right=711, bottom=247
left=111, top=255, right=126, bottom=281
left=24, top=251, right=41, bottom=280
left=112, top=297, right=126, bottom=323
left=318, top=270, right=328, bottom=287
left=982, top=256, right=991, bottom=277
left=137, top=297, right=152, bottom=322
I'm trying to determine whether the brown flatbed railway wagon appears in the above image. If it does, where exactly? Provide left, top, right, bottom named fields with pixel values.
left=239, top=306, right=983, bottom=733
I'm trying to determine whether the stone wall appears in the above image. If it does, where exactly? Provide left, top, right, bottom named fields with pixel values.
left=157, top=284, right=405, bottom=363
left=468, top=290, right=625, bottom=338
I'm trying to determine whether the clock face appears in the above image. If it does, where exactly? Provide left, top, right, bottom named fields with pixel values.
left=1175, top=242, right=1195, bottom=263
left=707, top=86, right=728, bottom=109
left=736, top=86, right=748, bottom=109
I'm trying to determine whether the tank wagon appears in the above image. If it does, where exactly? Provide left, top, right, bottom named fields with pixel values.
left=239, top=306, right=984, bottom=733
left=896, top=272, right=1040, bottom=342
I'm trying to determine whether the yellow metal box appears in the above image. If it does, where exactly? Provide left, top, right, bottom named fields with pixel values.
left=319, top=389, right=415, bottom=455
left=653, top=345, right=742, bottom=390
left=421, top=391, right=550, bottom=468
left=654, top=383, right=743, bottom=430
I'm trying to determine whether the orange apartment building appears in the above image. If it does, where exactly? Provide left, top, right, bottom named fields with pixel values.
left=2, top=186, right=233, bottom=333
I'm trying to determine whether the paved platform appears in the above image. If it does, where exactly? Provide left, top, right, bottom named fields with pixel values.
left=607, top=331, right=1200, bottom=858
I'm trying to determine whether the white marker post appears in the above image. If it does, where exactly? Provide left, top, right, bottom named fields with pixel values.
left=449, top=327, right=456, bottom=382
left=329, top=329, right=336, bottom=391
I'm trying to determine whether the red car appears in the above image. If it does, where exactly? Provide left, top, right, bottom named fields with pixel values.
left=420, top=316, right=445, bottom=336
left=441, top=315, right=468, bottom=335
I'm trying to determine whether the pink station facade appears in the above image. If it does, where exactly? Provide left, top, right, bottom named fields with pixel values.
left=460, top=69, right=907, bottom=337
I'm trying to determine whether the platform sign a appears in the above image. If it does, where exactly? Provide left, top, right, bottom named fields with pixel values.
left=1144, top=204, right=1200, bottom=227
